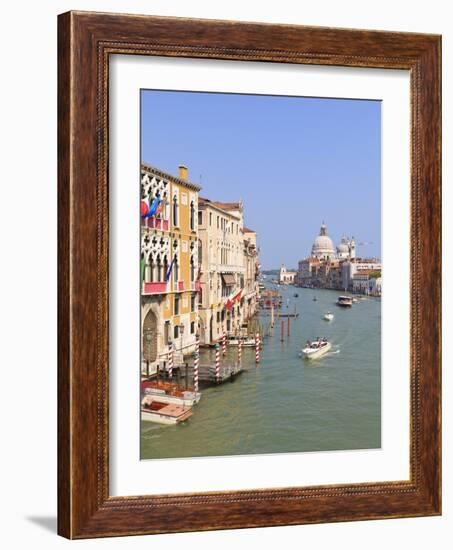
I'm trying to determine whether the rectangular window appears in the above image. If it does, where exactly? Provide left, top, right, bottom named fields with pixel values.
left=191, top=294, right=196, bottom=312
left=173, top=325, right=179, bottom=339
left=198, top=211, right=202, bottom=225
left=190, top=321, right=195, bottom=334
left=209, top=212, right=212, bottom=226
left=174, top=296, right=180, bottom=315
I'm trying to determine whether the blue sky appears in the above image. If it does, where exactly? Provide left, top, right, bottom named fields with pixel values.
left=141, top=90, right=381, bottom=270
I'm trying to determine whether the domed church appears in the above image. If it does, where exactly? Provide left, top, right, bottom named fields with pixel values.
left=311, top=223, right=356, bottom=261
left=311, top=222, right=336, bottom=260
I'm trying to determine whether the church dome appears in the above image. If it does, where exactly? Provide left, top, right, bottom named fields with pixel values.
left=312, top=223, right=335, bottom=259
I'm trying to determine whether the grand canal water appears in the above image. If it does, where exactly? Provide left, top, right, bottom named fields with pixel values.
left=141, top=287, right=381, bottom=460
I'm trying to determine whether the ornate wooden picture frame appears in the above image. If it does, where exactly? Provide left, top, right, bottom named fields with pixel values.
left=58, top=11, right=441, bottom=538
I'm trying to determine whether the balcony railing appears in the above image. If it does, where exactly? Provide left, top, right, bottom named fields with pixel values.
left=141, top=217, right=169, bottom=231
left=143, top=281, right=168, bottom=295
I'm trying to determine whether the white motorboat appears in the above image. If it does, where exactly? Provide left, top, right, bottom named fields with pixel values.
left=227, top=337, right=256, bottom=347
left=336, top=295, right=353, bottom=307
left=143, top=387, right=201, bottom=407
left=141, top=396, right=192, bottom=425
left=302, top=339, right=332, bottom=360
left=323, top=312, right=334, bottom=321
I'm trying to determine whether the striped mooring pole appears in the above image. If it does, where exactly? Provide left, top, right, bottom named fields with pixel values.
left=222, top=331, right=227, bottom=355
left=193, top=335, right=200, bottom=392
left=168, top=343, right=173, bottom=378
left=215, top=343, right=221, bottom=381
left=255, top=332, right=260, bottom=364
left=238, top=338, right=242, bottom=365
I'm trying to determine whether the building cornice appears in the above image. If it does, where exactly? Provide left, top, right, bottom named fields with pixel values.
left=141, top=162, right=202, bottom=192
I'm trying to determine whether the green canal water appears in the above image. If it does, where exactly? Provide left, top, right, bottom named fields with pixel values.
left=140, top=287, right=381, bottom=460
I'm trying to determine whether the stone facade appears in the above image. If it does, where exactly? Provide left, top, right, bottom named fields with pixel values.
left=197, top=199, right=259, bottom=345
left=279, top=265, right=297, bottom=284
left=141, top=164, right=201, bottom=376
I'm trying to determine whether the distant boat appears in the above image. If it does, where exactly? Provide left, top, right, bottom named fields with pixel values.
left=336, top=295, right=353, bottom=307
left=293, top=293, right=299, bottom=298
left=323, top=312, right=334, bottom=321
left=279, top=312, right=299, bottom=318
left=302, top=339, right=332, bottom=360
left=227, top=337, right=256, bottom=347
left=313, top=296, right=317, bottom=301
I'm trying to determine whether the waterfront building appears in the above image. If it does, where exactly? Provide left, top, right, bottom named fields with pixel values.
left=352, top=270, right=382, bottom=295
left=243, top=228, right=260, bottom=321
left=141, top=163, right=201, bottom=376
left=197, top=198, right=244, bottom=344
left=279, top=264, right=297, bottom=284
left=341, top=259, right=382, bottom=291
left=296, top=257, right=321, bottom=287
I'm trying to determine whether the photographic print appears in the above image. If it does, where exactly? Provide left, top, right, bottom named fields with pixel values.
left=140, top=90, right=382, bottom=460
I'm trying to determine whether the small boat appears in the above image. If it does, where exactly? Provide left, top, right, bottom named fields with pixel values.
left=141, top=397, right=192, bottom=425
left=323, top=312, right=334, bottom=321
left=143, top=387, right=201, bottom=407
left=302, top=339, right=332, bottom=360
left=336, top=295, right=353, bottom=307
left=293, top=293, right=299, bottom=298
left=227, top=337, right=256, bottom=347
left=279, top=312, right=299, bottom=318
left=141, top=380, right=201, bottom=406
left=352, top=297, right=358, bottom=303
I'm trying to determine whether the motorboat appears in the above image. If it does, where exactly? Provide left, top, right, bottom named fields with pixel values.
left=336, top=295, right=353, bottom=307
left=323, top=312, right=334, bottom=321
left=141, top=396, right=192, bottom=425
left=227, top=337, right=256, bottom=347
left=141, top=380, right=201, bottom=406
left=302, top=339, right=332, bottom=359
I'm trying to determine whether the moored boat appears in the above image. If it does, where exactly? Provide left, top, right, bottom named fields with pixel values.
left=141, top=380, right=201, bottom=406
left=141, top=396, right=192, bottom=425
left=323, top=312, right=334, bottom=321
left=336, top=295, right=353, bottom=307
left=227, top=337, right=256, bottom=347
left=302, top=338, right=332, bottom=359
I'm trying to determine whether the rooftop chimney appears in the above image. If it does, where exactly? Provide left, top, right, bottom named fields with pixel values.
left=178, top=165, right=188, bottom=180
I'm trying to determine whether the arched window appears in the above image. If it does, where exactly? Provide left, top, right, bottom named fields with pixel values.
left=190, top=201, right=195, bottom=231
left=163, top=255, right=169, bottom=282
left=190, top=255, right=195, bottom=282
left=147, top=256, right=154, bottom=282
left=156, top=254, right=162, bottom=282
left=172, top=195, right=179, bottom=226
left=174, top=255, right=179, bottom=282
